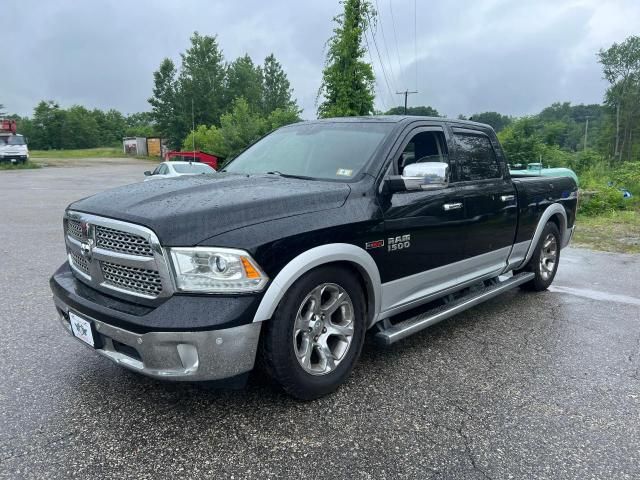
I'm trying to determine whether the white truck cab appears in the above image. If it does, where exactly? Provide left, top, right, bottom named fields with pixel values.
left=0, top=133, right=29, bottom=164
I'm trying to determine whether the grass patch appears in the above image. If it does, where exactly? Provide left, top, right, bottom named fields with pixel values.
left=30, top=148, right=127, bottom=159
left=573, top=209, right=640, bottom=254
left=0, top=161, right=41, bottom=171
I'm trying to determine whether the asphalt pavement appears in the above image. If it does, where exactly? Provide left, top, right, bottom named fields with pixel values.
left=1, top=162, right=639, bottom=479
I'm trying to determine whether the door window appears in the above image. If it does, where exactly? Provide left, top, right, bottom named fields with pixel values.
left=397, top=130, right=448, bottom=174
left=453, top=133, right=501, bottom=181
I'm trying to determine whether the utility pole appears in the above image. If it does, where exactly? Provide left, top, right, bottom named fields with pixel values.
left=191, top=98, right=196, bottom=163
left=396, top=90, right=418, bottom=114
left=583, top=116, right=590, bottom=151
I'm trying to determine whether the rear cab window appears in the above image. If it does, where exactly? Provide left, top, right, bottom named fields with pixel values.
left=451, top=129, right=501, bottom=182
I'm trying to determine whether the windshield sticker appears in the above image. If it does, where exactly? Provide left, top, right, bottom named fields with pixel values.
left=336, top=168, right=353, bottom=177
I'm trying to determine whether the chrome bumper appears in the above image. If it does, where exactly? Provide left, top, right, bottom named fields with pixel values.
left=56, top=304, right=262, bottom=381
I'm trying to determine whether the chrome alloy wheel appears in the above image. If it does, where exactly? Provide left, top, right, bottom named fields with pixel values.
left=292, top=283, right=355, bottom=376
left=539, top=233, right=558, bottom=281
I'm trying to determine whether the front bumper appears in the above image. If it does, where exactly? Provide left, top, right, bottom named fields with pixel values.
left=51, top=262, right=264, bottom=381
left=0, top=154, right=28, bottom=163
left=55, top=300, right=262, bottom=381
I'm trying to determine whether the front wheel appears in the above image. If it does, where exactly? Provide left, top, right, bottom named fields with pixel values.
left=517, top=221, right=561, bottom=291
left=260, top=266, right=366, bottom=400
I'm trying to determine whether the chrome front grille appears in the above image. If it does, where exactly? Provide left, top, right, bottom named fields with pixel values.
left=101, top=262, right=163, bottom=297
left=67, top=219, right=83, bottom=240
left=95, top=225, right=153, bottom=257
left=64, top=212, right=172, bottom=301
left=69, top=251, right=90, bottom=276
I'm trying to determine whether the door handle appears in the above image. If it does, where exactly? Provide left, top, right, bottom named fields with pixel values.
left=500, top=195, right=515, bottom=202
left=443, top=202, right=463, bottom=211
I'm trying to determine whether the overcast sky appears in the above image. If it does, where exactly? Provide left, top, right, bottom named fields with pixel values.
left=3, top=0, right=639, bottom=119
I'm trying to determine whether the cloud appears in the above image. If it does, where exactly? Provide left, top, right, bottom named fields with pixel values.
left=2, top=0, right=639, bottom=119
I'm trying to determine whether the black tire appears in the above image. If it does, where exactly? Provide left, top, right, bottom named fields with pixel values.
left=517, top=221, right=561, bottom=291
left=259, top=265, right=366, bottom=400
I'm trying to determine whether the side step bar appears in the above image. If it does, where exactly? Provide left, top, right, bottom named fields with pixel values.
left=375, top=272, right=535, bottom=345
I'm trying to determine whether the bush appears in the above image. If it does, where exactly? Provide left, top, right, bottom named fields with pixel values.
left=579, top=185, right=628, bottom=215
left=612, top=161, right=640, bottom=195
left=182, top=97, right=300, bottom=162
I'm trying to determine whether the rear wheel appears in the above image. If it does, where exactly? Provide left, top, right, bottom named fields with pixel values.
left=518, top=221, right=561, bottom=291
left=260, top=266, right=366, bottom=400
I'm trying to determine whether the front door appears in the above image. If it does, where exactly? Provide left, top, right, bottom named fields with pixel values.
left=379, top=126, right=468, bottom=313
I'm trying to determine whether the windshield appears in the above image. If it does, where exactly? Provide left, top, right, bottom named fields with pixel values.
left=0, top=135, right=26, bottom=146
left=173, top=163, right=214, bottom=174
left=225, top=122, right=393, bottom=181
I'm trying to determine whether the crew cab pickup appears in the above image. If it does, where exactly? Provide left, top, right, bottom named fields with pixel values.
left=50, top=116, right=577, bottom=399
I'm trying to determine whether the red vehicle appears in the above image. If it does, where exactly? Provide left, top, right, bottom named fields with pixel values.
left=165, top=150, right=222, bottom=170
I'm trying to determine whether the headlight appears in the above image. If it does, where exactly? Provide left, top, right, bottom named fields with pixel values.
left=169, top=247, right=268, bottom=293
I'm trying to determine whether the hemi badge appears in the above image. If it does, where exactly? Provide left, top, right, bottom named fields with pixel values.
left=365, top=240, right=385, bottom=250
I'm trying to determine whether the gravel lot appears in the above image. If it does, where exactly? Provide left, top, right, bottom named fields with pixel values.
left=1, top=162, right=639, bottom=479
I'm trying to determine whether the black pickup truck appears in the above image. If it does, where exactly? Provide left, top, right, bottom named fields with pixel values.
left=50, top=116, right=577, bottom=399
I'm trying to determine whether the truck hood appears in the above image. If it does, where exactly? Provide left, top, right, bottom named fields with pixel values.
left=69, top=173, right=351, bottom=245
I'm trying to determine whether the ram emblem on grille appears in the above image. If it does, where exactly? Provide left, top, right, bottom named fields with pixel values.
left=80, top=238, right=94, bottom=260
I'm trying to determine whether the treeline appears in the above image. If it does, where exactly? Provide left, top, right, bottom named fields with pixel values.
left=9, top=103, right=155, bottom=150
left=149, top=32, right=300, bottom=150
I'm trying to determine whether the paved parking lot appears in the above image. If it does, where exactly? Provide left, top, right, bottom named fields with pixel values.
left=1, top=162, right=639, bottom=479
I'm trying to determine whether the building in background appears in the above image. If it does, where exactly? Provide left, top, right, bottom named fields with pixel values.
left=122, top=137, right=166, bottom=157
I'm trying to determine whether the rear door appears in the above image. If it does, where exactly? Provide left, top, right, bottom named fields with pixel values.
left=449, top=127, right=517, bottom=268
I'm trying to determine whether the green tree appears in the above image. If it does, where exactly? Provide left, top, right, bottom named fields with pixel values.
left=182, top=124, right=225, bottom=156
left=30, top=100, right=66, bottom=149
left=265, top=107, right=300, bottom=131
left=178, top=32, right=227, bottom=128
left=125, top=112, right=157, bottom=137
left=225, top=54, right=264, bottom=112
left=148, top=58, right=181, bottom=147
left=469, top=112, right=512, bottom=132
left=183, top=99, right=300, bottom=161
left=59, top=106, right=100, bottom=149
left=218, top=97, right=267, bottom=158
left=317, top=0, right=376, bottom=118
left=262, top=53, right=298, bottom=114
left=91, top=108, right=127, bottom=146
left=598, top=36, right=640, bottom=161
left=497, top=117, right=546, bottom=166
left=385, top=105, right=440, bottom=117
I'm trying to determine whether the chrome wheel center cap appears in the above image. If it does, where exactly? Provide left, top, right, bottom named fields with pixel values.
left=311, top=317, right=324, bottom=335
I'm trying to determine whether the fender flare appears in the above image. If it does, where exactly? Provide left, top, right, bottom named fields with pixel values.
left=252, top=243, right=382, bottom=327
left=516, top=203, right=568, bottom=270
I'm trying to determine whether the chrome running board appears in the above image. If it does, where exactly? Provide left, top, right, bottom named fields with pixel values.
left=375, top=272, right=535, bottom=345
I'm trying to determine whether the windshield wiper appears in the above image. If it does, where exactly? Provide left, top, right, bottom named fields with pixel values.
left=266, top=171, right=315, bottom=180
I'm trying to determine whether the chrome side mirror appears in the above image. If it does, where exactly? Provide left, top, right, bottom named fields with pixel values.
left=401, top=162, right=449, bottom=191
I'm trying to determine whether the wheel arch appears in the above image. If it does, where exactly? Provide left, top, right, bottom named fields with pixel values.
left=252, top=243, right=382, bottom=328
left=516, top=203, right=567, bottom=270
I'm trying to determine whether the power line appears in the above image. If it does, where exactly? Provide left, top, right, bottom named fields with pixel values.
left=365, top=12, right=396, bottom=109
left=374, top=0, right=398, bottom=93
left=363, top=27, right=389, bottom=112
left=388, top=0, right=403, bottom=78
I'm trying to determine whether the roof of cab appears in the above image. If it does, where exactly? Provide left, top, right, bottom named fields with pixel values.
left=299, top=115, right=494, bottom=131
